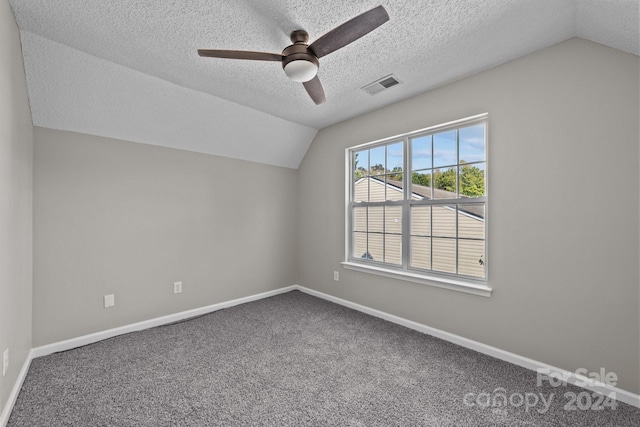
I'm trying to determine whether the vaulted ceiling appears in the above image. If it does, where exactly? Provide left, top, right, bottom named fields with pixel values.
left=9, top=0, right=640, bottom=168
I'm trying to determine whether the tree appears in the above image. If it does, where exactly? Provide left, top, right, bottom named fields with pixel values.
left=459, top=164, right=485, bottom=197
left=411, top=172, right=431, bottom=187
left=354, top=153, right=365, bottom=179
left=388, top=166, right=403, bottom=181
left=430, top=164, right=485, bottom=196
left=370, top=163, right=386, bottom=175
left=434, top=168, right=456, bottom=193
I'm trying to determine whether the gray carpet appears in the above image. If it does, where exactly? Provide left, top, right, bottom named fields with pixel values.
left=7, top=290, right=640, bottom=426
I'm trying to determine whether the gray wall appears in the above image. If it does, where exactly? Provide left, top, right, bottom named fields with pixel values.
left=33, top=128, right=298, bottom=346
left=297, top=38, right=640, bottom=393
left=0, top=0, right=33, bottom=413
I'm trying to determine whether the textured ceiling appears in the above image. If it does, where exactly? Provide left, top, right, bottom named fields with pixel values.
left=9, top=0, right=640, bottom=168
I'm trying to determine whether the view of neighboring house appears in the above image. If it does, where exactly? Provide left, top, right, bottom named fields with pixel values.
left=353, top=176, right=485, bottom=278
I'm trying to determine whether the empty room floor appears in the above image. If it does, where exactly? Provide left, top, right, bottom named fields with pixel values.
left=7, top=291, right=640, bottom=426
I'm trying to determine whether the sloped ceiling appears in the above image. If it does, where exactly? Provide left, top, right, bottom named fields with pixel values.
left=9, top=0, right=640, bottom=168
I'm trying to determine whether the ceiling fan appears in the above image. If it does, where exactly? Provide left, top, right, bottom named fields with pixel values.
left=198, top=5, right=389, bottom=105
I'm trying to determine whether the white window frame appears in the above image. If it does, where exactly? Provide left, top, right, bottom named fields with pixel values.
left=342, top=113, right=492, bottom=297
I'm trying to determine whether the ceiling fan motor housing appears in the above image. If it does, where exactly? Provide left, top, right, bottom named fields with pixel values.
left=282, top=32, right=319, bottom=82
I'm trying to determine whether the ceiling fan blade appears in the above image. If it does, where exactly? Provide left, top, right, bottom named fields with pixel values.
left=303, top=76, right=326, bottom=105
left=308, top=5, right=389, bottom=58
left=198, top=50, right=284, bottom=61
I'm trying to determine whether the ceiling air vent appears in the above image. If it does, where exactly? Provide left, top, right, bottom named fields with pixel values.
left=362, top=74, right=401, bottom=95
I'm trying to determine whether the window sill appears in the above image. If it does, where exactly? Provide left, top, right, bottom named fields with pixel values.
left=341, top=261, right=492, bottom=298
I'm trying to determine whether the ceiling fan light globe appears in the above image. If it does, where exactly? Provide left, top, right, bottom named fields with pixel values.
left=283, top=59, right=318, bottom=82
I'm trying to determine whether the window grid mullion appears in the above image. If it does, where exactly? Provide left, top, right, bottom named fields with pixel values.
left=365, top=206, right=369, bottom=261
left=430, top=131, right=434, bottom=270
left=402, top=136, right=410, bottom=269
left=455, top=204, right=459, bottom=275
left=409, top=197, right=487, bottom=207
left=382, top=205, right=386, bottom=263
left=455, top=129, right=460, bottom=274
left=367, top=150, right=371, bottom=203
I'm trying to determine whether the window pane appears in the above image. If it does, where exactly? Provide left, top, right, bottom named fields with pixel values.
left=433, top=167, right=457, bottom=198
left=369, top=176, right=385, bottom=202
left=387, top=141, right=403, bottom=173
left=368, top=206, right=383, bottom=233
left=411, top=206, right=431, bottom=236
left=432, top=238, right=456, bottom=273
left=411, top=135, right=432, bottom=171
left=411, top=170, right=431, bottom=200
left=370, top=146, right=385, bottom=175
left=458, top=204, right=484, bottom=239
left=353, top=232, right=368, bottom=259
left=459, top=162, right=485, bottom=198
left=458, top=239, right=485, bottom=278
left=386, top=174, right=403, bottom=201
left=385, top=206, right=402, bottom=234
left=433, top=129, right=457, bottom=167
left=432, top=205, right=456, bottom=238
left=368, top=233, right=383, bottom=262
left=353, top=207, right=367, bottom=232
left=459, top=123, right=485, bottom=163
left=354, top=150, right=369, bottom=178
left=353, top=175, right=369, bottom=202
left=410, top=236, right=431, bottom=270
left=384, top=234, right=402, bottom=265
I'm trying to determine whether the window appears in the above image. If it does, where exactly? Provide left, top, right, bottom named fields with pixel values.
left=344, top=114, right=490, bottom=296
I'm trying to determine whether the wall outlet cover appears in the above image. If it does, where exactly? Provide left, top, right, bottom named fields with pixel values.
left=173, top=281, right=183, bottom=294
left=104, top=294, right=115, bottom=308
left=3, top=348, right=8, bottom=376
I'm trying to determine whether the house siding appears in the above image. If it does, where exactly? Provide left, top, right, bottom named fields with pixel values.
left=352, top=178, right=484, bottom=277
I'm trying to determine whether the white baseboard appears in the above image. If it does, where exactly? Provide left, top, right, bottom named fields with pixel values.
left=31, top=286, right=297, bottom=358
left=295, top=285, right=640, bottom=409
left=3, top=283, right=637, bottom=425
left=1, top=349, right=33, bottom=427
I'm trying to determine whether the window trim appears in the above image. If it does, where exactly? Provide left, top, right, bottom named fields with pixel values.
left=341, top=261, right=492, bottom=297
left=344, top=113, right=491, bottom=297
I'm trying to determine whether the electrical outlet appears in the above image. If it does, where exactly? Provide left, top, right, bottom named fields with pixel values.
left=3, top=348, right=8, bottom=376
left=173, top=281, right=182, bottom=294
left=104, top=294, right=115, bottom=308
left=333, top=271, right=339, bottom=281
